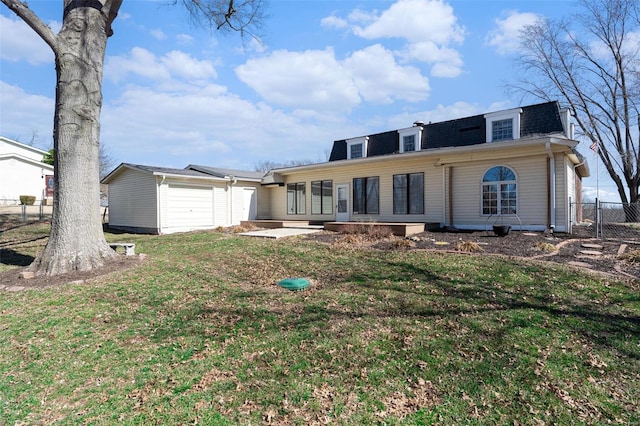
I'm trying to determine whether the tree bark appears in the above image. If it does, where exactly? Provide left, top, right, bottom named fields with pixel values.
left=27, top=2, right=117, bottom=275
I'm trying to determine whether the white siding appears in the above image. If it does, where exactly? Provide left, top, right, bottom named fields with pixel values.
left=108, top=168, right=158, bottom=232
left=0, top=157, right=51, bottom=203
left=213, top=185, right=228, bottom=227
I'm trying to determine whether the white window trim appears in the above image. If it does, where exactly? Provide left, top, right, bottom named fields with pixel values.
left=346, top=136, right=369, bottom=160
left=480, top=165, right=518, bottom=216
left=484, top=108, right=522, bottom=143
left=397, top=127, right=422, bottom=153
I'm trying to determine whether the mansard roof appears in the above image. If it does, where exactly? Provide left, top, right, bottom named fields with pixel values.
left=328, top=101, right=566, bottom=162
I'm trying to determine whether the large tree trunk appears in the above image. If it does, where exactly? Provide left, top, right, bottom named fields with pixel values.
left=28, top=3, right=116, bottom=276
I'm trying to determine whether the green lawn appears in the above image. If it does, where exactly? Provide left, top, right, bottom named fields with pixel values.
left=1, top=225, right=639, bottom=424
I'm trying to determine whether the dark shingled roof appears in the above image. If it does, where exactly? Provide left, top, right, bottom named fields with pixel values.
left=328, top=101, right=566, bottom=161
left=124, top=163, right=212, bottom=177
left=186, top=164, right=265, bottom=180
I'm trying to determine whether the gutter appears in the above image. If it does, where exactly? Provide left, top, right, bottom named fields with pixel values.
left=546, top=143, right=556, bottom=231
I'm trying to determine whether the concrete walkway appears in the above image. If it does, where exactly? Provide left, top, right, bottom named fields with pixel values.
left=238, top=227, right=323, bottom=239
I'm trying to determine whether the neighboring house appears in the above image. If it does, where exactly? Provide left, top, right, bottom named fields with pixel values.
left=103, top=101, right=589, bottom=234
left=101, top=163, right=268, bottom=234
left=262, top=101, right=589, bottom=232
left=0, top=136, right=54, bottom=205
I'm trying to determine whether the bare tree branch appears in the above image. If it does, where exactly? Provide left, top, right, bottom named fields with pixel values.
left=510, top=0, right=640, bottom=212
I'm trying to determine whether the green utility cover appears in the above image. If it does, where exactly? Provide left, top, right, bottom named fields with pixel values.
left=277, top=278, right=310, bottom=291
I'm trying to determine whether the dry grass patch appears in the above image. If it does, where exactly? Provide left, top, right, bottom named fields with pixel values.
left=533, top=241, right=558, bottom=253
left=620, top=248, right=640, bottom=264
left=455, top=240, right=484, bottom=253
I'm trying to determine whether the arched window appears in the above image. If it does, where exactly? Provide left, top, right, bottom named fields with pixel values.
left=482, top=166, right=517, bottom=215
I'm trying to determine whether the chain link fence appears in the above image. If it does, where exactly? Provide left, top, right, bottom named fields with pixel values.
left=570, top=199, right=640, bottom=241
left=0, top=201, right=53, bottom=228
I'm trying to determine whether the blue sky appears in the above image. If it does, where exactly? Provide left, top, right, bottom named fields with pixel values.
left=0, top=0, right=621, bottom=201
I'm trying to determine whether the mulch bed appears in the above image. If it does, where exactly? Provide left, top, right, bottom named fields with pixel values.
left=303, top=229, right=640, bottom=281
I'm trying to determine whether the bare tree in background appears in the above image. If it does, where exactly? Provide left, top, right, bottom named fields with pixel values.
left=1, top=0, right=266, bottom=276
left=513, top=0, right=639, bottom=220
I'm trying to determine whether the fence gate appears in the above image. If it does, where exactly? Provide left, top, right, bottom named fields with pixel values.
left=570, top=198, right=640, bottom=241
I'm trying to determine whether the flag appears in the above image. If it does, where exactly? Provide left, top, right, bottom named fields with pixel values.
left=589, top=142, right=598, bottom=154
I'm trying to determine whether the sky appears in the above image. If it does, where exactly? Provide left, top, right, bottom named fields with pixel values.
left=0, top=0, right=624, bottom=201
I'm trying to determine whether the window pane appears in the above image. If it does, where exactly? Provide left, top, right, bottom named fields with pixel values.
left=409, top=173, right=424, bottom=214
left=483, top=166, right=516, bottom=182
left=393, top=174, right=407, bottom=214
left=353, top=178, right=364, bottom=214
left=297, top=183, right=306, bottom=214
left=482, top=184, right=497, bottom=215
left=403, top=135, right=415, bottom=152
left=350, top=144, right=363, bottom=159
left=311, top=181, right=322, bottom=214
left=287, top=184, right=296, bottom=214
left=366, top=177, right=379, bottom=214
left=492, top=119, right=513, bottom=141
left=322, top=180, right=333, bottom=214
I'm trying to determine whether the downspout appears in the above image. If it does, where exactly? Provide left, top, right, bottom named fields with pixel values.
left=570, top=158, right=586, bottom=233
left=227, top=175, right=237, bottom=225
left=158, top=175, right=166, bottom=234
left=545, top=143, right=556, bottom=231
left=441, top=166, right=447, bottom=227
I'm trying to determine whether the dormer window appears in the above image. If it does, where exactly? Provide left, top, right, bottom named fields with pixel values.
left=492, top=119, right=513, bottom=141
left=484, top=108, right=522, bottom=143
left=347, top=137, right=368, bottom=160
left=398, top=126, right=422, bottom=153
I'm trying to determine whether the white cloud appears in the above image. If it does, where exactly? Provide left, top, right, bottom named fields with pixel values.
left=400, top=42, right=463, bottom=77
left=235, top=48, right=361, bottom=112
left=486, top=11, right=542, bottom=55
left=0, top=15, right=56, bottom=65
left=353, top=0, right=464, bottom=44
left=323, top=0, right=465, bottom=78
left=320, top=15, right=348, bottom=30
left=344, top=44, right=430, bottom=103
left=105, top=47, right=217, bottom=83
left=235, top=46, right=430, bottom=112
left=176, top=33, right=194, bottom=45
left=0, top=81, right=54, bottom=144
left=100, top=83, right=346, bottom=168
left=150, top=29, right=166, bottom=40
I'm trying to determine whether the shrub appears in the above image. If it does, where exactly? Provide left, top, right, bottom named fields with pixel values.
left=19, top=195, right=36, bottom=205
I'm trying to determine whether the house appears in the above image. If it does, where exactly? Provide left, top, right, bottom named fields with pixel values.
left=101, top=163, right=268, bottom=234
left=103, top=101, right=589, bottom=234
left=0, top=136, right=54, bottom=205
left=262, top=101, right=589, bottom=232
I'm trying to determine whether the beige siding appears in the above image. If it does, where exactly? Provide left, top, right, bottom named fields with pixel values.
left=450, top=156, right=548, bottom=230
left=268, top=156, right=444, bottom=223
left=266, top=141, right=577, bottom=231
left=108, top=168, right=158, bottom=231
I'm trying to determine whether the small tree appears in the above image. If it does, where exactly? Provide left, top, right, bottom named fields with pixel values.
left=513, top=0, right=639, bottom=221
left=2, top=0, right=265, bottom=275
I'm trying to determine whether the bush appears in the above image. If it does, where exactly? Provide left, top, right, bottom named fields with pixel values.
left=19, top=195, right=36, bottom=205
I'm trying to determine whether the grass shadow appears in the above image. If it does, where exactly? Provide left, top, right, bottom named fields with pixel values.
left=0, top=248, right=35, bottom=267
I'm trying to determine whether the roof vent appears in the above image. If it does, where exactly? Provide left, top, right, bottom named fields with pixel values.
left=413, top=120, right=425, bottom=127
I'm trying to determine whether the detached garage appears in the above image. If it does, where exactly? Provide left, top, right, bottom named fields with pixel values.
left=102, top=163, right=266, bottom=234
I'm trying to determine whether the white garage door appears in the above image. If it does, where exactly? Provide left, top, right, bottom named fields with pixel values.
left=166, top=184, right=214, bottom=230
